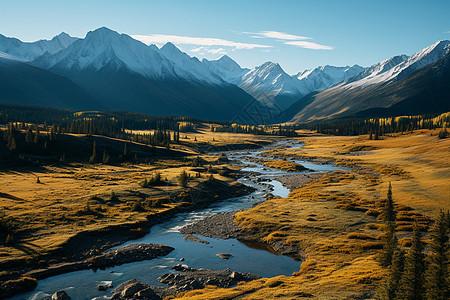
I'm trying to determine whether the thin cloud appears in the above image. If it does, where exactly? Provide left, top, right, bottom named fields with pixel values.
left=132, top=34, right=272, bottom=50
left=257, top=31, right=311, bottom=40
left=246, top=30, right=333, bottom=50
left=285, top=40, right=334, bottom=50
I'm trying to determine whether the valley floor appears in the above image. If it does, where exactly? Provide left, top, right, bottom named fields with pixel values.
left=175, top=129, right=449, bottom=299
left=0, top=130, right=274, bottom=297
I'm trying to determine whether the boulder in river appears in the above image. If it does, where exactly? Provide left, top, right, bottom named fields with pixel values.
left=158, top=267, right=260, bottom=293
left=51, top=290, right=70, bottom=300
left=216, top=253, right=232, bottom=260
left=111, top=279, right=159, bottom=299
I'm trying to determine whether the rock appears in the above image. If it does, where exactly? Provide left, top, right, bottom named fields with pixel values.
left=111, top=279, right=152, bottom=299
left=121, top=282, right=148, bottom=298
left=97, top=284, right=109, bottom=291
left=136, top=287, right=159, bottom=299
left=171, top=264, right=191, bottom=271
left=158, top=267, right=260, bottom=293
left=179, top=258, right=185, bottom=261
left=230, top=271, right=241, bottom=280
left=216, top=253, right=232, bottom=260
left=51, top=290, right=70, bottom=300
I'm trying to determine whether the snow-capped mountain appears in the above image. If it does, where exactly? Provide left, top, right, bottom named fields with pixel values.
left=30, top=27, right=260, bottom=122
left=288, top=40, right=450, bottom=123
left=0, top=27, right=448, bottom=124
left=202, top=55, right=249, bottom=84
left=343, top=40, right=450, bottom=88
left=204, top=58, right=366, bottom=110
left=237, top=62, right=305, bottom=109
left=159, top=42, right=223, bottom=84
left=296, top=65, right=365, bottom=92
left=34, top=27, right=175, bottom=79
left=0, top=32, right=78, bottom=61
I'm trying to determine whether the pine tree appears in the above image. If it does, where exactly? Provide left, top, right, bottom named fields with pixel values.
left=7, top=134, right=16, bottom=152
left=102, top=150, right=110, bottom=164
left=179, top=170, right=188, bottom=187
left=89, top=141, right=97, bottom=163
left=377, top=249, right=405, bottom=299
left=123, top=142, right=127, bottom=157
left=25, top=128, right=33, bottom=143
left=398, top=223, right=426, bottom=300
left=424, top=211, right=449, bottom=300
left=34, top=127, right=40, bottom=144
left=380, top=183, right=398, bottom=267
left=375, top=129, right=380, bottom=140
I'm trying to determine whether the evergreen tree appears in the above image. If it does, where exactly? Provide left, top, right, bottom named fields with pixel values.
left=7, top=135, right=16, bottom=152
left=179, top=170, right=188, bottom=187
left=89, top=141, right=97, bottom=163
left=382, top=183, right=396, bottom=224
left=377, top=249, right=405, bottom=300
left=123, top=142, right=127, bottom=157
left=380, top=183, right=398, bottom=267
left=34, top=127, right=40, bottom=144
left=398, top=223, right=426, bottom=300
left=25, top=128, right=33, bottom=143
left=424, top=211, right=449, bottom=300
left=102, top=150, right=110, bottom=164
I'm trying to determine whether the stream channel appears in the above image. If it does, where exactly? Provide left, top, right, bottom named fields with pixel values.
left=15, top=140, right=344, bottom=300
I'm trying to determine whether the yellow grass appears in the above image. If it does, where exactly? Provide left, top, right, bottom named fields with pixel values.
left=0, top=130, right=270, bottom=268
left=175, top=129, right=449, bottom=299
left=262, top=159, right=306, bottom=172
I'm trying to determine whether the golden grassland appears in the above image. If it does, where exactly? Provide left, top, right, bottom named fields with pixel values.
left=263, top=159, right=307, bottom=172
left=175, top=129, right=449, bottom=299
left=0, top=130, right=275, bottom=272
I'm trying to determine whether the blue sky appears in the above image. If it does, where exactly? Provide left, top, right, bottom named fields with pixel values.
left=1, top=0, right=449, bottom=74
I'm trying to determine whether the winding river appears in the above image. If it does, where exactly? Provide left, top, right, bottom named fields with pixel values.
left=13, top=140, right=344, bottom=300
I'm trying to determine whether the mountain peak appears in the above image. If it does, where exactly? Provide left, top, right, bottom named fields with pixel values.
left=258, top=61, right=285, bottom=74
left=217, top=55, right=234, bottom=63
left=86, top=27, right=119, bottom=40
left=160, top=42, right=182, bottom=54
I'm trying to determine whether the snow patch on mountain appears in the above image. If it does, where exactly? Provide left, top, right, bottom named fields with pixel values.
left=296, top=64, right=365, bottom=92
left=34, top=27, right=175, bottom=79
left=0, top=32, right=78, bottom=61
left=345, top=40, right=450, bottom=88
left=203, top=55, right=249, bottom=84
left=160, top=42, right=223, bottom=83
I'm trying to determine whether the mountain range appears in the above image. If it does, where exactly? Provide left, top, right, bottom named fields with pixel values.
left=0, top=27, right=449, bottom=124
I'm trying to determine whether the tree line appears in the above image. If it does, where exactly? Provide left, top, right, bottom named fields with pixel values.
left=377, top=184, right=449, bottom=300
left=210, top=123, right=297, bottom=137
left=302, top=112, right=450, bottom=137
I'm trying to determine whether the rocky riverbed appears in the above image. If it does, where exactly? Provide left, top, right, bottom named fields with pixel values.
left=24, top=244, right=174, bottom=280
left=275, top=173, right=321, bottom=191
left=108, top=266, right=261, bottom=299
left=180, top=211, right=242, bottom=241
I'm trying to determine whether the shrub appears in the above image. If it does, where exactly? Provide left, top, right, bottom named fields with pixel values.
left=366, top=223, right=383, bottom=230
left=365, top=209, right=380, bottom=217
left=179, top=170, right=189, bottom=187
left=130, top=200, right=145, bottom=212
left=110, top=192, right=119, bottom=202
left=141, top=172, right=163, bottom=187
left=347, top=232, right=376, bottom=240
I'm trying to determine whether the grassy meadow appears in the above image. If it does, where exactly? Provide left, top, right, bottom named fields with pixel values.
left=174, top=128, right=449, bottom=299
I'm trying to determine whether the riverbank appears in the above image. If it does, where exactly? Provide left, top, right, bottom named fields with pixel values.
left=0, top=172, right=255, bottom=298
left=0, top=244, right=174, bottom=298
